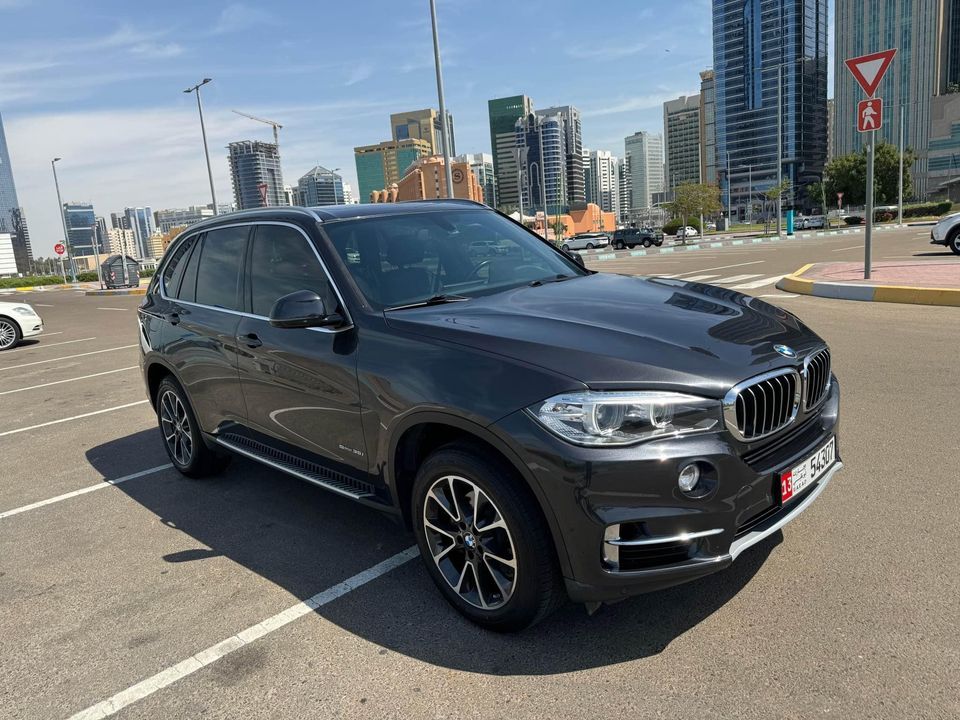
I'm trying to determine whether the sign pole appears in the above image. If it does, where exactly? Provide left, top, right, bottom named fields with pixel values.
left=58, top=255, right=66, bottom=284
left=864, top=130, right=875, bottom=279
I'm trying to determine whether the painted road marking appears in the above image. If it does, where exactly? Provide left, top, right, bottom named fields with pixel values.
left=34, top=303, right=54, bottom=307
left=0, top=345, right=137, bottom=372
left=3, top=336, right=96, bottom=353
left=0, top=400, right=149, bottom=437
left=97, top=307, right=128, bottom=311
left=0, top=366, right=139, bottom=396
left=731, top=275, right=785, bottom=289
left=832, top=245, right=864, bottom=252
left=68, top=547, right=421, bottom=720
left=680, top=274, right=720, bottom=282
left=758, top=293, right=800, bottom=299
left=713, top=274, right=763, bottom=284
left=0, top=464, right=172, bottom=521
left=674, top=260, right=765, bottom=277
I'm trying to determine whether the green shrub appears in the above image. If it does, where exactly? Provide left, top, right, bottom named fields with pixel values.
left=0, top=275, right=68, bottom=289
left=844, top=216, right=863, bottom=225
left=901, top=201, right=953, bottom=218
left=875, top=211, right=895, bottom=222
left=662, top=217, right=703, bottom=236
left=76, top=271, right=99, bottom=282
left=139, top=268, right=156, bottom=278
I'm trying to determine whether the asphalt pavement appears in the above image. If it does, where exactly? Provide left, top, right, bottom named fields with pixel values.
left=1, top=226, right=957, bottom=719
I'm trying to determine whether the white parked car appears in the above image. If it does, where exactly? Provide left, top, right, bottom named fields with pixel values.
left=676, top=226, right=699, bottom=239
left=562, top=233, right=610, bottom=251
left=797, top=215, right=826, bottom=230
left=0, top=301, right=44, bottom=350
left=930, top=211, right=960, bottom=255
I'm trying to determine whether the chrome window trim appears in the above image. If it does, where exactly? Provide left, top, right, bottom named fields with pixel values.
left=723, top=366, right=802, bottom=442
left=801, top=347, right=832, bottom=412
left=158, top=220, right=353, bottom=334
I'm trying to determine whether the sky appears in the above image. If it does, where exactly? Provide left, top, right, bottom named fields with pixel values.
left=0, top=0, right=833, bottom=256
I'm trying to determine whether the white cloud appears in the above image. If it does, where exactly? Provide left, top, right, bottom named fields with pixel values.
left=566, top=43, right=648, bottom=61
left=343, top=63, right=373, bottom=87
left=581, top=92, right=690, bottom=118
left=213, top=4, right=275, bottom=34
left=130, top=42, right=184, bottom=59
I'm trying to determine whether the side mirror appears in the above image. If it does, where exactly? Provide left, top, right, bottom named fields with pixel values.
left=569, top=251, right=585, bottom=267
left=269, top=289, right=343, bottom=329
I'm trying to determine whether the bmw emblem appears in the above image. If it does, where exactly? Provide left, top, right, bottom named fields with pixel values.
left=774, top=344, right=797, bottom=359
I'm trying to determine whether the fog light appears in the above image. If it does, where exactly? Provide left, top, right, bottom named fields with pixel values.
left=678, top=464, right=700, bottom=493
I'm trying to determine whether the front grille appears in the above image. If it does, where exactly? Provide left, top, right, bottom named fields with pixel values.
left=741, top=413, right=822, bottom=469
left=619, top=541, right=693, bottom=571
left=726, top=369, right=801, bottom=441
left=803, top=348, right=831, bottom=410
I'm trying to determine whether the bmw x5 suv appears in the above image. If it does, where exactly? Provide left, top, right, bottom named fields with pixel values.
left=139, top=200, right=841, bottom=631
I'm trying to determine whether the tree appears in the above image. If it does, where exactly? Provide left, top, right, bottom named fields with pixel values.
left=763, top=179, right=792, bottom=234
left=667, top=183, right=721, bottom=242
left=824, top=142, right=914, bottom=206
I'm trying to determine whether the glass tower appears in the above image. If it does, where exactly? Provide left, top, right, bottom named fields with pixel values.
left=228, top=141, right=285, bottom=210
left=298, top=166, right=345, bottom=206
left=63, top=203, right=98, bottom=257
left=0, top=112, right=31, bottom=271
left=488, top=95, right=534, bottom=209
left=515, top=113, right=567, bottom=216
left=714, top=0, right=828, bottom=218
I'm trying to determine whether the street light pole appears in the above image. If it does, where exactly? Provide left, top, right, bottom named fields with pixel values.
left=184, top=78, right=219, bottom=215
left=51, top=158, right=77, bottom=282
left=428, top=0, right=455, bottom=198
left=776, top=64, right=783, bottom=237
left=897, top=103, right=905, bottom=225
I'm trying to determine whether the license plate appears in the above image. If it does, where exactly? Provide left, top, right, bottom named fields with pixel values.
left=780, top=436, right=836, bottom=503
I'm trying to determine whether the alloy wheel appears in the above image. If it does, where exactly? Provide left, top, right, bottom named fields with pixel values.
left=0, top=320, right=17, bottom=350
left=422, top=475, right=518, bottom=610
left=159, top=389, right=193, bottom=466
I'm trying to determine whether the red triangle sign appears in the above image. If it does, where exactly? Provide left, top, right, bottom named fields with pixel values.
left=844, top=48, right=897, bottom=97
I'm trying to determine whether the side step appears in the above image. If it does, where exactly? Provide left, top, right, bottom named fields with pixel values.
left=216, top=432, right=375, bottom=501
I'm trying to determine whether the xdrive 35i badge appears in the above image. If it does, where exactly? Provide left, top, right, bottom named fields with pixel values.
left=774, top=344, right=797, bottom=358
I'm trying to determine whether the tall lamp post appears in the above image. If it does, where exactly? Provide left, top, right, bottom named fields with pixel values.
left=184, top=78, right=219, bottom=216
left=51, top=158, right=77, bottom=282
left=428, top=0, right=455, bottom=197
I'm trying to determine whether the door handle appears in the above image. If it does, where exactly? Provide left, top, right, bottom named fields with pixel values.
left=243, top=333, right=262, bottom=348
left=164, top=311, right=180, bottom=326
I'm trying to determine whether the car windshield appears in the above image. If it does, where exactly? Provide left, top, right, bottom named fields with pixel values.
left=323, top=208, right=586, bottom=309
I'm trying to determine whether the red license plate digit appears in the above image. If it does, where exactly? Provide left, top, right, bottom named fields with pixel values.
left=780, top=470, right=794, bottom=503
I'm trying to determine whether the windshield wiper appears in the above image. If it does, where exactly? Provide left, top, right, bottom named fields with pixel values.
left=529, top=274, right=573, bottom=287
left=385, top=294, right=470, bottom=311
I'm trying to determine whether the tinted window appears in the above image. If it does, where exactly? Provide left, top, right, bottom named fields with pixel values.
left=176, top=233, right=204, bottom=302
left=161, top=235, right=197, bottom=297
left=324, top=210, right=584, bottom=308
left=249, top=225, right=336, bottom=317
left=195, top=226, right=248, bottom=310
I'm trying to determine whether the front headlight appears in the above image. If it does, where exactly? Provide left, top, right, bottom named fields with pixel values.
left=527, top=391, right=722, bottom=447
left=12, top=306, right=37, bottom=317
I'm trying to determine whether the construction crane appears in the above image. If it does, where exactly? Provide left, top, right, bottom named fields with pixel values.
left=231, top=110, right=283, bottom=149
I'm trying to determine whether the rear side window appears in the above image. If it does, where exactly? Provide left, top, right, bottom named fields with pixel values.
left=176, top=233, right=204, bottom=302
left=248, top=225, right=336, bottom=317
left=195, top=226, right=249, bottom=310
left=161, top=236, right=197, bottom=297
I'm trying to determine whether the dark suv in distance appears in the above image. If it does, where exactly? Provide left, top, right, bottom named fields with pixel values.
left=139, top=200, right=841, bottom=632
left=611, top=227, right=663, bottom=249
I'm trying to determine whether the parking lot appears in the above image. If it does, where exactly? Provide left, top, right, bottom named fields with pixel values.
left=2, top=228, right=958, bottom=719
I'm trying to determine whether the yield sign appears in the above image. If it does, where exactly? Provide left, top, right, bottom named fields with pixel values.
left=844, top=49, right=897, bottom=97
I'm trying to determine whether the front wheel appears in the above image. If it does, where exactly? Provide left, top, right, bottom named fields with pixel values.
left=413, top=444, right=564, bottom=632
left=614, top=240, right=625, bottom=250
left=585, top=243, right=594, bottom=249
left=0, top=317, right=21, bottom=351
left=642, top=239, right=652, bottom=248
left=561, top=244, right=570, bottom=252
left=949, top=230, right=960, bottom=256
left=156, top=377, right=231, bottom=478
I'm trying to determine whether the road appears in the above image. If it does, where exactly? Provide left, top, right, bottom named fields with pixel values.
left=1, top=224, right=957, bottom=719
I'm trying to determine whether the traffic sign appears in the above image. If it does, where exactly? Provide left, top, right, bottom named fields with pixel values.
left=857, top=98, right=883, bottom=133
left=54, top=243, right=65, bottom=256
left=257, top=183, right=268, bottom=205
left=844, top=48, right=897, bottom=98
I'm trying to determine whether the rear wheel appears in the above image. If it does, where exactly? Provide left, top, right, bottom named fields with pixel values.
left=642, top=239, right=652, bottom=248
left=585, top=242, right=594, bottom=249
left=0, top=317, right=21, bottom=351
left=614, top=240, right=625, bottom=250
left=561, top=244, right=570, bottom=252
left=412, top=444, right=565, bottom=632
left=156, top=377, right=231, bottom=478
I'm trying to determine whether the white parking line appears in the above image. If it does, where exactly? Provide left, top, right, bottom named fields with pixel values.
left=680, top=274, right=720, bottom=282
left=97, top=307, right=128, bottom=311
left=69, top=546, right=420, bottom=720
left=4, top=336, right=96, bottom=353
left=34, top=303, right=55, bottom=307
left=0, top=464, right=172, bottom=520
left=831, top=245, right=864, bottom=252
left=758, top=293, right=800, bottom=298
left=674, top=260, right=765, bottom=277
left=714, top=274, right=763, bottom=284
left=0, top=345, right=137, bottom=371
left=730, top=275, right=785, bottom=289
left=0, top=400, right=149, bottom=437
left=0, top=366, right=138, bottom=396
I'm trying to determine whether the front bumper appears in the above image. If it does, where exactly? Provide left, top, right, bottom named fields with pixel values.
left=931, top=228, right=946, bottom=246
left=21, top=316, right=43, bottom=338
left=494, top=378, right=841, bottom=603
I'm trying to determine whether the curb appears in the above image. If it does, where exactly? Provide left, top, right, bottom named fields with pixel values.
left=84, top=288, right=146, bottom=296
left=777, top=264, right=960, bottom=307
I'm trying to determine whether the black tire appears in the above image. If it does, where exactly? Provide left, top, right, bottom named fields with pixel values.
left=585, top=243, right=594, bottom=250
left=156, top=376, right=231, bottom=478
left=412, top=443, right=565, bottom=632
left=642, top=239, right=652, bottom=248
left=615, top=240, right=625, bottom=250
left=628, top=243, right=637, bottom=249
left=949, top=229, right=960, bottom=256
left=0, top=316, right=22, bottom=351
left=561, top=244, right=570, bottom=252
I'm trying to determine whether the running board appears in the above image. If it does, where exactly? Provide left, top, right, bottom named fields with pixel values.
left=216, top=433, right=375, bottom=501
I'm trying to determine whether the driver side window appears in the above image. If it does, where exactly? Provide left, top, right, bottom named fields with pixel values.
left=249, top=225, right=337, bottom=317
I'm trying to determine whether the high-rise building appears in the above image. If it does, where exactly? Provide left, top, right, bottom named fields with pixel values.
left=584, top=149, right=620, bottom=215
left=488, top=95, right=535, bottom=209
left=699, top=70, right=718, bottom=186
left=342, top=183, right=356, bottom=204
left=63, top=203, right=99, bottom=257
left=617, top=157, right=632, bottom=222
left=624, top=131, right=664, bottom=211
left=0, top=233, right=15, bottom=275
left=515, top=112, right=568, bottom=215
left=298, top=166, right=345, bottom=206
left=835, top=0, right=957, bottom=198
left=106, top=227, right=137, bottom=256
left=227, top=140, right=285, bottom=210
left=122, top=207, right=154, bottom=259
left=369, top=157, right=483, bottom=203
left=390, top=108, right=455, bottom=157
left=663, top=95, right=702, bottom=189
left=353, top=138, right=432, bottom=203
left=0, top=112, right=31, bottom=272
left=454, top=153, right=496, bottom=206
left=154, top=206, right=215, bottom=234
left=535, top=105, right=585, bottom=204
left=927, top=92, right=960, bottom=199
left=826, top=98, right=835, bottom=163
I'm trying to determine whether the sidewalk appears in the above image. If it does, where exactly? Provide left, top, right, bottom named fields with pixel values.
left=778, top=260, right=960, bottom=306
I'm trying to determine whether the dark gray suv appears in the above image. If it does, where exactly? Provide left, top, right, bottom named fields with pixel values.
left=139, top=200, right=841, bottom=631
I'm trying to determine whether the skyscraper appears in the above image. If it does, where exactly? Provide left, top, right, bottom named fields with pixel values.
left=584, top=149, right=621, bottom=215
left=835, top=0, right=957, bottom=198
left=298, top=166, right=345, bottom=206
left=663, top=95, right=703, bottom=188
left=535, top=105, right=585, bottom=204
left=617, top=157, right=632, bottom=222
left=699, top=70, right=718, bottom=186
left=353, top=138, right=432, bottom=202
left=390, top=108, right=455, bottom=156
left=154, top=206, right=215, bottom=234
left=0, top=112, right=31, bottom=272
left=714, top=0, right=828, bottom=217
left=454, top=153, right=496, bottom=206
left=488, top=95, right=534, bottom=209
left=624, top=131, right=664, bottom=212
left=123, top=207, right=154, bottom=259
left=228, top=141, right=285, bottom=210
left=515, top=112, right=568, bottom=216
left=63, top=203, right=99, bottom=257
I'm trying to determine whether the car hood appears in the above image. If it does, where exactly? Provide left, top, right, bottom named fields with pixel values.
left=383, top=273, right=824, bottom=397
